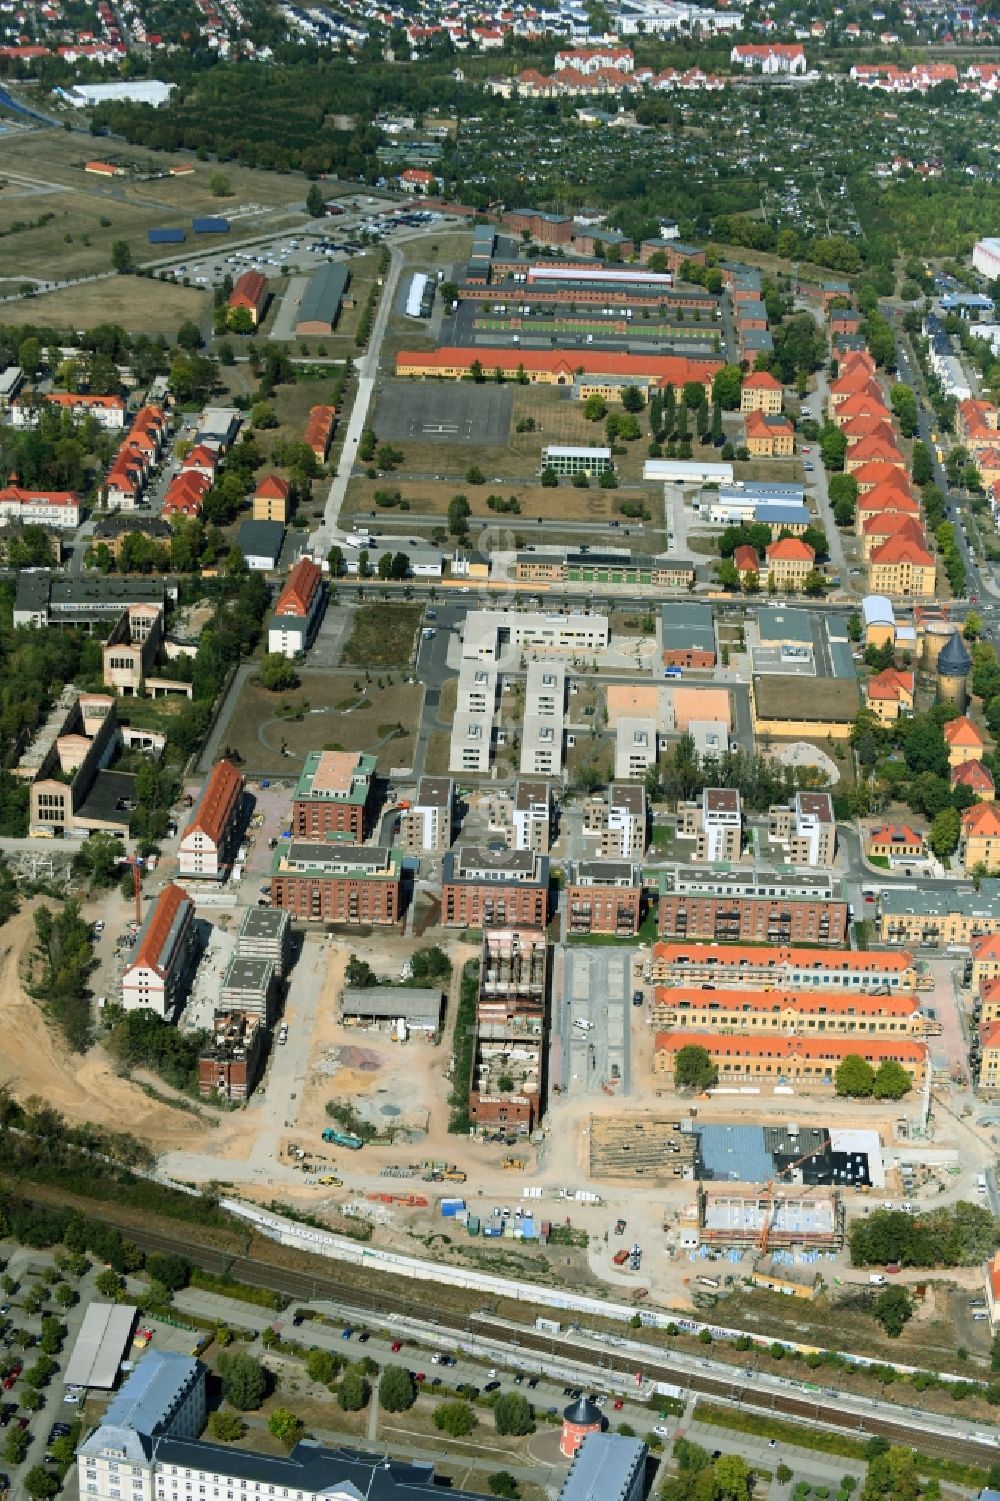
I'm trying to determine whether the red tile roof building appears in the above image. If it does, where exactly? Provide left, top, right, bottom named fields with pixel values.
left=395, top=347, right=720, bottom=395
left=962, top=802, right=1000, bottom=874
left=227, top=270, right=268, bottom=326
left=0, top=485, right=79, bottom=530
left=121, top=883, right=197, bottom=1016
left=304, top=405, right=336, bottom=462
left=650, top=942, right=916, bottom=989
left=178, top=759, right=244, bottom=879
left=654, top=1029, right=927, bottom=1085
left=740, top=371, right=783, bottom=414
left=952, top=759, right=995, bottom=801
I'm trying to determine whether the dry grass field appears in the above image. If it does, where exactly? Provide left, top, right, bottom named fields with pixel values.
left=0, top=277, right=211, bottom=333
left=345, top=475, right=660, bottom=527
left=0, top=128, right=308, bottom=281
left=222, top=670, right=424, bottom=776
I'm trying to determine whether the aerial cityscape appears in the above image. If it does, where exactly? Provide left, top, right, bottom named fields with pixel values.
left=4, top=4, right=1000, bottom=1499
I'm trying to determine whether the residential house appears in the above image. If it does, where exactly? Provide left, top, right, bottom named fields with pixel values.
left=734, top=543, right=760, bottom=585
left=962, top=802, right=1000, bottom=874
left=677, top=787, right=742, bottom=862
left=267, top=556, right=325, bottom=658
left=304, top=405, right=336, bottom=463
left=768, top=791, right=836, bottom=866
left=944, top=715, right=985, bottom=768
left=399, top=776, right=454, bottom=854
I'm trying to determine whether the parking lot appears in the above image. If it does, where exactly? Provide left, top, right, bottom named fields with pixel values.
left=154, top=208, right=458, bottom=293
left=554, top=947, right=632, bottom=1099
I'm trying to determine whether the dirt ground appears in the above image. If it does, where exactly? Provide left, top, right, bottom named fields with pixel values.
left=220, top=672, right=424, bottom=776
left=0, top=902, right=205, bottom=1148
left=0, top=279, right=211, bottom=334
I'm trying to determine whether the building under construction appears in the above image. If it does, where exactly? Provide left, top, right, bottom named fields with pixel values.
left=588, top=1115, right=699, bottom=1180
left=478, top=927, right=548, bottom=1022
left=469, top=928, right=549, bottom=1135
left=697, top=1185, right=844, bottom=1251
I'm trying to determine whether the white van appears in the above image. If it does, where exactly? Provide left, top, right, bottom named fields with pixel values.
left=573, top=1018, right=594, bottom=1032
left=868, top=1273, right=887, bottom=1286
left=978, top=1174, right=988, bottom=1194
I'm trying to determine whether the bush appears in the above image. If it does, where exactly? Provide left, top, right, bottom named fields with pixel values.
left=268, top=1408, right=304, bottom=1449
left=207, top=1411, right=245, bottom=1441
left=338, top=1367, right=370, bottom=1411
left=434, top=1400, right=476, bottom=1436
left=488, top=1474, right=519, bottom=1499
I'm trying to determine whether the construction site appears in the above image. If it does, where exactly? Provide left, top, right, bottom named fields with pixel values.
left=587, top=1114, right=699, bottom=1180
left=694, top=1186, right=844, bottom=1251
left=478, top=928, right=549, bottom=1021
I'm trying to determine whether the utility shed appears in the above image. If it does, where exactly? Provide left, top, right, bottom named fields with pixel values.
left=340, top=987, right=442, bottom=1032
left=64, top=1302, right=137, bottom=1389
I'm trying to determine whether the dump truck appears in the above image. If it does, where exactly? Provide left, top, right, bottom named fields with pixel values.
left=322, top=1128, right=364, bottom=1150
left=503, top=1158, right=525, bottom=1171
left=443, top=1170, right=467, bottom=1183
left=318, top=1175, right=343, bottom=1186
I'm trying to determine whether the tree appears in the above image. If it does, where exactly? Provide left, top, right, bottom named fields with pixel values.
left=17, top=337, right=42, bottom=379
left=874, top=1060, right=913, bottom=1101
left=829, top=471, right=858, bottom=527
left=268, top=1408, right=305, bottom=1448
left=251, top=400, right=278, bottom=428
left=379, top=1364, right=416, bottom=1412
left=540, top=467, right=558, bottom=487
left=621, top=385, right=645, bottom=414
left=338, top=1367, right=370, bottom=1411
left=820, top=423, right=847, bottom=472
left=717, top=560, right=740, bottom=591
left=345, top=954, right=375, bottom=987
left=145, top=1253, right=190, bottom=1292
left=617, top=413, right=641, bottom=441
left=259, top=654, right=300, bottom=692
left=208, top=1411, right=245, bottom=1441
left=177, top=320, right=202, bottom=351
left=493, top=1391, right=534, bottom=1435
left=488, top=1475, right=519, bottom=1499
left=803, top=570, right=826, bottom=597
left=3, top=1425, right=28, bottom=1464
left=434, top=1399, right=476, bottom=1436
left=863, top=1447, right=921, bottom=1501
left=874, top=1286, right=913, bottom=1339
left=911, top=441, right=933, bottom=487
left=218, top=1352, right=267, bottom=1410
left=713, top=1454, right=752, bottom=1500
left=712, top=364, right=743, bottom=411
left=673, top=1045, right=718, bottom=1091
left=210, top=171, right=232, bottom=196
left=836, top=1054, right=875, bottom=1097
left=23, top=1465, right=59, bottom=1500
left=583, top=394, right=608, bottom=421
left=306, top=183, right=326, bottom=218
left=95, top=1268, right=123, bottom=1299
left=447, top=494, right=471, bottom=537
left=111, top=239, right=133, bottom=274
left=929, top=807, right=960, bottom=860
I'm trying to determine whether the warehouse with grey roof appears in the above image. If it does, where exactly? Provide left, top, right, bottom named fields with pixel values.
left=296, top=263, right=351, bottom=335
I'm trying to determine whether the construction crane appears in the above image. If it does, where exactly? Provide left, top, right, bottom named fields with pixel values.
left=756, top=1135, right=830, bottom=1259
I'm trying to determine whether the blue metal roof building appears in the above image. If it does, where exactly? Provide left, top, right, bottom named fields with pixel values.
left=192, top=216, right=230, bottom=233
left=148, top=228, right=185, bottom=244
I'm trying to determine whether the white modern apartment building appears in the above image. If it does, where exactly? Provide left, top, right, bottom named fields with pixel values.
left=461, top=609, right=609, bottom=665
left=974, top=238, right=1000, bottom=280
left=521, top=660, right=566, bottom=776
left=399, top=775, right=454, bottom=853
left=449, top=661, right=500, bottom=774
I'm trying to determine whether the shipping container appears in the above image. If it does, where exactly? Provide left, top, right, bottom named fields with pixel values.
left=440, top=1198, right=466, bottom=1217
left=467, top=1216, right=480, bottom=1236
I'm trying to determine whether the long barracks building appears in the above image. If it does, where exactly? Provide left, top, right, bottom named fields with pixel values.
left=395, top=347, right=721, bottom=390
left=650, top=942, right=918, bottom=990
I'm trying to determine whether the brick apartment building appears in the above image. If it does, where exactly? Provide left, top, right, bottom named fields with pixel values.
left=291, top=750, right=377, bottom=842
left=566, top=860, right=643, bottom=935
left=198, top=1012, right=266, bottom=1101
left=441, top=846, right=549, bottom=928
left=656, top=888, right=848, bottom=945
left=178, top=758, right=244, bottom=880
left=270, top=842, right=402, bottom=924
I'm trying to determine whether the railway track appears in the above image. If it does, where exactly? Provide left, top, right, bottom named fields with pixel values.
left=120, top=1222, right=998, bottom=1471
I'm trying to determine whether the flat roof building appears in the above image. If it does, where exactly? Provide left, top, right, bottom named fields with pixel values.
left=442, top=845, right=549, bottom=929
left=341, top=987, right=443, bottom=1032
left=521, top=660, right=566, bottom=777
left=237, top=905, right=292, bottom=975
left=270, top=841, right=402, bottom=925
left=399, top=776, right=454, bottom=853
left=64, top=1303, right=137, bottom=1390
left=558, top=1433, right=647, bottom=1501
left=662, top=601, right=715, bottom=667
left=567, top=859, right=644, bottom=935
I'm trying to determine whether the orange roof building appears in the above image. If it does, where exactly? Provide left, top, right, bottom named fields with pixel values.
left=653, top=984, right=926, bottom=1035
left=178, top=759, right=245, bottom=880
left=227, top=270, right=269, bottom=327
left=740, top=370, right=783, bottom=414
left=653, top=1029, right=927, bottom=1085
left=734, top=543, right=760, bottom=578
left=952, top=759, right=995, bottom=802
left=944, top=715, right=985, bottom=767
left=650, top=941, right=916, bottom=989
left=845, top=434, right=906, bottom=473
left=269, top=556, right=326, bottom=657
left=962, top=802, right=1000, bottom=874
left=864, top=667, right=914, bottom=725
left=162, top=470, right=210, bottom=519
left=868, top=533, right=936, bottom=598
left=860, top=511, right=926, bottom=560
left=867, top=823, right=925, bottom=859
left=395, top=346, right=720, bottom=395
left=744, top=409, right=795, bottom=457
left=766, top=535, right=814, bottom=588
left=121, top=884, right=197, bottom=1016
left=253, top=473, right=293, bottom=524
left=304, top=405, right=336, bottom=462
